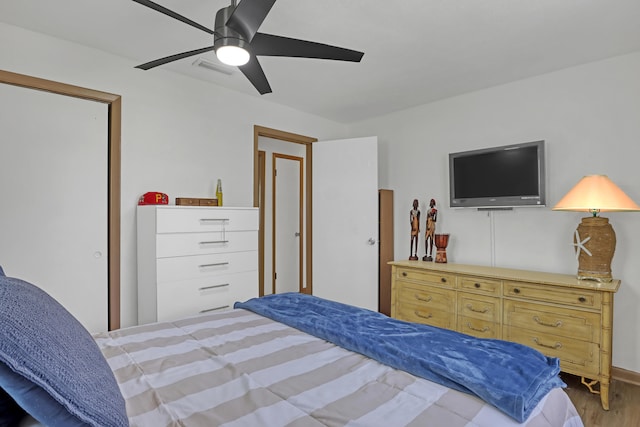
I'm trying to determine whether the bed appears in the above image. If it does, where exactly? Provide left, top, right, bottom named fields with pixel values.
left=0, top=268, right=584, bottom=427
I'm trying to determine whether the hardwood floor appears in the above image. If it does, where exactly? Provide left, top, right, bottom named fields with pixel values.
left=561, top=373, right=640, bottom=427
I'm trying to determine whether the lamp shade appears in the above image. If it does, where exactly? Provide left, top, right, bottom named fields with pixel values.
left=553, top=175, right=640, bottom=213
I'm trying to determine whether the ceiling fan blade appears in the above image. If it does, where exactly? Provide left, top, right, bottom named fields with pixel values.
left=250, top=33, right=364, bottom=62
left=239, top=56, right=272, bottom=94
left=135, top=46, right=216, bottom=70
left=132, top=0, right=216, bottom=35
left=226, top=0, right=276, bottom=41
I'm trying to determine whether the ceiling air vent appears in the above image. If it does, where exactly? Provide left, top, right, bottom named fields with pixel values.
left=192, top=58, right=235, bottom=75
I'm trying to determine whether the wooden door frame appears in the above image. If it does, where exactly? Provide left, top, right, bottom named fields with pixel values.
left=272, top=153, right=304, bottom=294
left=0, top=69, right=121, bottom=330
left=254, top=125, right=316, bottom=296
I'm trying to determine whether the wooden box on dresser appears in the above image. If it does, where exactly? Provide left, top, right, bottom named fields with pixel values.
left=137, top=205, right=259, bottom=325
left=390, top=260, right=620, bottom=410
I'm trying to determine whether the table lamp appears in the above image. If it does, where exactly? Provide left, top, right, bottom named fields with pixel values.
left=553, top=175, right=640, bottom=282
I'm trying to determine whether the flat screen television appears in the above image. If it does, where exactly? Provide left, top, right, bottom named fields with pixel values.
left=448, top=140, right=546, bottom=208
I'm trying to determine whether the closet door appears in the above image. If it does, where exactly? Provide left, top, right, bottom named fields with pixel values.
left=0, top=83, right=108, bottom=332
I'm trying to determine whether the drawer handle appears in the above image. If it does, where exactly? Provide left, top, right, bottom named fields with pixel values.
left=513, top=288, right=521, bottom=294
left=466, top=323, right=490, bottom=333
left=199, top=305, right=229, bottom=313
left=414, top=294, right=433, bottom=303
left=578, top=296, right=587, bottom=303
left=465, top=304, right=489, bottom=314
left=402, top=271, right=408, bottom=277
left=200, top=218, right=229, bottom=222
left=532, top=337, right=562, bottom=350
left=440, top=277, right=447, bottom=283
left=199, top=240, right=229, bottom=245
left=533, top=316, right=563, bottom=328
left=414, top=311, right=433, bottom=320
left=474, top=282, right=481, bottom=288
left=199, top=283, right=230, bottom=291
left=198, top=262, right=229, bottom=268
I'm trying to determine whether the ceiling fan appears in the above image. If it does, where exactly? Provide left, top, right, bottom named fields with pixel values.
left=132, top=0, right=364, bottom=94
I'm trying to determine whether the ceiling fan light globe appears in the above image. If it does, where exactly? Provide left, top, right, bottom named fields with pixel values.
left=216, top=45, right=250, bottom=66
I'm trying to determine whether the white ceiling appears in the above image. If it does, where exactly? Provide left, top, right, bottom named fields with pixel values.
left=2, top=0, right=640, bottom=123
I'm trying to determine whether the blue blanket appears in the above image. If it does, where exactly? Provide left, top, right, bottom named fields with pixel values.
left=235, top=293, right=565, bottom=423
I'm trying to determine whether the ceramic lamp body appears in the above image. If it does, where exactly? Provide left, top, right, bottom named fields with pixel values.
left=575, top=216, right=616, bottom=282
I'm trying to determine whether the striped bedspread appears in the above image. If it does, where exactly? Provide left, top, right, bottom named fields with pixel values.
left=95, top=308, right=584, bottom=427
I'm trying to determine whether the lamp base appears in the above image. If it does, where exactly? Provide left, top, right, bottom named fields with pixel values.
left=575, top=216, right=615, bottom=283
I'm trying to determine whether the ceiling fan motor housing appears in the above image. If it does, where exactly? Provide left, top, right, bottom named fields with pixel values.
left=214, top=6, right=249, bottom=53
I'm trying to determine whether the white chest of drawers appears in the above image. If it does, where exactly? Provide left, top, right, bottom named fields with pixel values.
left=137, top=205, right=259, bottom=324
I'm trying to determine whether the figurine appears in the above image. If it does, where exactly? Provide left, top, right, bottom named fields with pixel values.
left=409, top=199, right=420, bottom=260
left=423, top=198, right=438, bottom=261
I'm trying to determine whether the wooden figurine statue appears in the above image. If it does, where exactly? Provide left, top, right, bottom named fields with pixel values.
left=423, top=198, right=438, bottom=261
left=409, top=199, right=420, bottom=260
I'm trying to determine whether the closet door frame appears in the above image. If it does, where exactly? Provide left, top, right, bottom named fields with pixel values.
left=0, top=69, right=122, bottom=330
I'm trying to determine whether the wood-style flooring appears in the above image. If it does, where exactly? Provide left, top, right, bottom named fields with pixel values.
left=561, top=373, right=640, bottom=427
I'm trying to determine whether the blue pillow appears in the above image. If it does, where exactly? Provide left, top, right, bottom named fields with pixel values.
left=0, top=274, right=129, bottom=427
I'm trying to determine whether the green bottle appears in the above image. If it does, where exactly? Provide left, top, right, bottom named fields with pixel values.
left=216, top=179, right=223, bottom=206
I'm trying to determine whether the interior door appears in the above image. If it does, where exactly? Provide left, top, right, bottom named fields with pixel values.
left=312, top=136, right=378, bottom=311
left=0, top=83, right=108, bottom=333
left=274, top=154, right=303, bottom=294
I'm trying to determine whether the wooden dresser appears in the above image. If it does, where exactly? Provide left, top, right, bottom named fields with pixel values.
left=390, top=260, right=620, bottom=410
left=137, top=205, right=259, bottom=324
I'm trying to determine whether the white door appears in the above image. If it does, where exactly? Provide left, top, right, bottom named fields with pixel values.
left=312, top=136, right=378, bottom=311
left=274, top=155, right=302, bottom=293
left=0, top=84, right=108, bottom=333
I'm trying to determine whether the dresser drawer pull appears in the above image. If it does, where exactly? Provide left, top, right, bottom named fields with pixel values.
left=200, top=218, right=229, bottom=222
left=513, top=288, right=521, bottom=294
left=466, top=323, right=490, bottom=333
left=578, top=296, right=587, bottom=303
left=198, top=283, right=230, bottom=291
left=474, top=282, right=481, bottom=288
left=414, top=311, right=433, bottom=320
left=414, top=294, right=433, bottom=303
left=402, top=271, right=408, bottom=277
left=465, top=304, right=489, bottom=314
left=532, top=337, right=562, bottom=350
left=440, top=277, right=447, bottom=283
left=199, top=305, right=229, bottom=313
left=199, top=240, right=229, bottom=245
left=533, top=316, right=563, bottom=328
left=198, top=262, right=229, bottom=268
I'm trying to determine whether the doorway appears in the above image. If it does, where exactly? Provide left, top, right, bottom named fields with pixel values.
left=254, top=126, right=315, bottom=296
left=272, top=153, right=304, bottom=294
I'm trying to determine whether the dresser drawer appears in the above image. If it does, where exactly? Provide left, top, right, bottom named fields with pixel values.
left=503, top=326, right=600, bottom=376
left=457, top=292, right=500, bottom=322
left=157, top=251, right=258, bottom=282
left=458, top=276, right=501, bottom=296
left=395, top=268, right=455, bottom=288
left=155, top=271, right=258, bottom=322
left=504, top=300, right=601, bottom=342
left=397, top=282, right=455, bottom=313
left=395, top=302, right=454, bottom=329
left=156, top=230, right=257, bottom=258
left=155, top=207, right=258, bottom=233
left=504, top=281, right=601, bottom=309
left=458, top=316, right=500, bottom=339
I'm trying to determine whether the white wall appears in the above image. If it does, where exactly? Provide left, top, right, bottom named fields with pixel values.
left=0, top=23, right=348, bottom=328
left=350, top=51, right=640, bottom=372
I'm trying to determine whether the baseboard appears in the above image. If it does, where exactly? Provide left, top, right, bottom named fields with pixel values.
left=612, top=366, right=640, bottom=386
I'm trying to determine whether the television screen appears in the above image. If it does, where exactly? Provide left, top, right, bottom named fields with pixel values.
left=449, top=140, right=546, bottom=208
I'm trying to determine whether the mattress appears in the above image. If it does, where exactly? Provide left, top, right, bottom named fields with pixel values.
left=94, top=308, right=584, bottom=427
